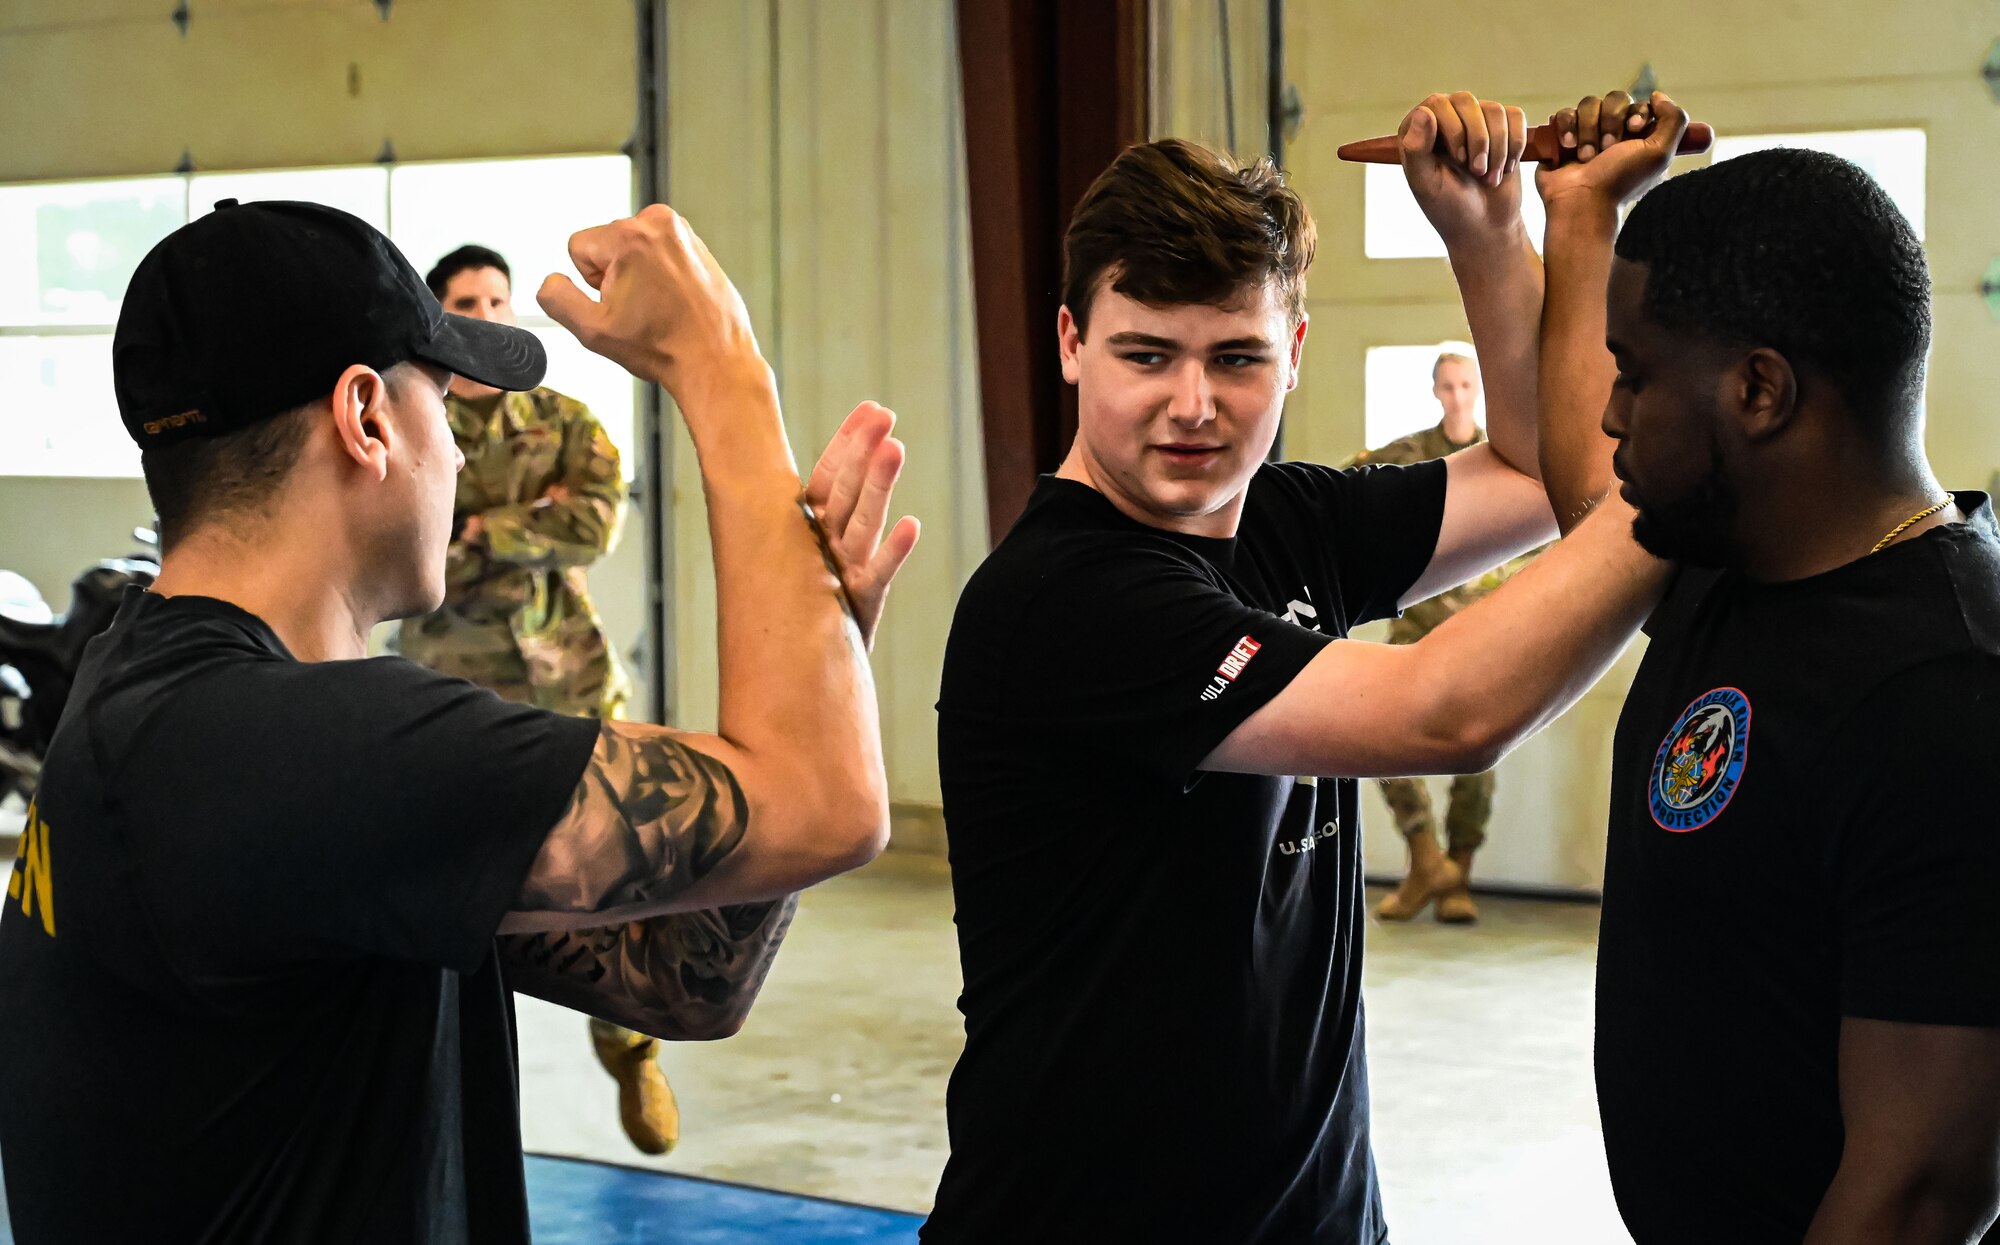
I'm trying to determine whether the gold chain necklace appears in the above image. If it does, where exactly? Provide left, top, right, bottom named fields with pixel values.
left=1870, top=493, right=1954, bottom=554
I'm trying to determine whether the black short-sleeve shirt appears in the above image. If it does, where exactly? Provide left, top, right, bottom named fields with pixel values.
left=927, top=460, right=1447, bottom=1244
left=1597, top=494, right=2000, bottom=1243
left=0, top=591, right=599, bottom=1244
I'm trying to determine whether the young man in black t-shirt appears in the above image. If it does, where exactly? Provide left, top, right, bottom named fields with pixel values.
left=0, top=200, right=917, bottom=1242
left=1534, top=103, right=2000, bottom=1242
left=928, top=96, right=1694, bottom=1243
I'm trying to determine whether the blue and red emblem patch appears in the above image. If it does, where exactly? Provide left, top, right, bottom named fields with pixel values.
left=1648, top=687, right=1752, bottom=832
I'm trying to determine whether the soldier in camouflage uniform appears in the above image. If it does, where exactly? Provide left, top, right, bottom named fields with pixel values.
left=1347, top=350, right=1543, bottom=924
left=401, top=246, right=675, bottom=1154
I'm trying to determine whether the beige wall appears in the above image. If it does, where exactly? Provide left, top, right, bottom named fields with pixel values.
left=0, top=0, right=647, bottom=694
left=1277, top=0, right=2000, bottom=888
left=661, top=1, right=986, bottom=820
left=1151, top=0, right=1274, bottom=161
left=0, top=0, right=633, bottom=181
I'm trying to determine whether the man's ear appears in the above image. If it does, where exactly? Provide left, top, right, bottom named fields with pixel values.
left=1730, top=347, right=1799, bottom=445
left=1057, top=305, right=1083, bottom=385
left=1286, top=314, right=1309, bottom=393
left=329, top=364, right=392, bottom=480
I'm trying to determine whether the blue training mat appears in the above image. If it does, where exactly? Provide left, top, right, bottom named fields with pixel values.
left=525, top=1153, right=924, bottom=1244
left=0, top=1153, right=922, bottom=1244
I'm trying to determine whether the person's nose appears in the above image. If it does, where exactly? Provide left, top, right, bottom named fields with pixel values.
left=1165, top=360, right=1216, bottom=429
left=1601, top=395, right=1629, bottom=440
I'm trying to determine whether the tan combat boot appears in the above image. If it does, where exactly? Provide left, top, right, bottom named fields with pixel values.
left=1434, top=847, right=1481, bottom=924
left=592, top=1026, right=681, bottom=1155
left=1376, top=832, right=1463, bottom=922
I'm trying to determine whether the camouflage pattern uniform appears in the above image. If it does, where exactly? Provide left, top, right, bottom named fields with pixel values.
left=399, top=386, right=630, bottom=719
left=1347, top=424, right=1545, bottom=854
left=398, top=387, right=652, bottom=1088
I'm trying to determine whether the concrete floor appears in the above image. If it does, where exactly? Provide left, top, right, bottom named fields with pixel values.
left=0, top=794, right=1622, bottom=1239
left=518, top=851, right=1631, bottom=1243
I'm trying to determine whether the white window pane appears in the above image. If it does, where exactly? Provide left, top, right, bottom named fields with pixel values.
left=189, top=166, right=389, bottom=229
left=1364, top=344, right=1477, bottom=449
left=0, top=335, right=142, bottom=478
left=1364, top=164, right=1544, bottom=259
left=0, top=178, right=187, bottom=326
left=388, top=156, right=632, bottom=317
left=530, top=326, right=640, bottom=477
left=1708, top=129, right=1925, bottom=240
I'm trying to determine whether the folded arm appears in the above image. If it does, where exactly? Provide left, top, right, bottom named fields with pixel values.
left=477, top=408, right=626, bottom=569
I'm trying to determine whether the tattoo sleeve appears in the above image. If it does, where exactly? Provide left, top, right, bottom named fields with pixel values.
left=515, top=725, right=749, bottom=915
left=498, top=897, right=799, bottom=1040
left=498, top=725, right=795, bottom=1039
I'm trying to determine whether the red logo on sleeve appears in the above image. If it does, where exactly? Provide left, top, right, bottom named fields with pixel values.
left=1200, top=636, right=1263, bottom=702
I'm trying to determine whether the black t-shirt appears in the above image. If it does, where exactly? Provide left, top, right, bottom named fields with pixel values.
left=1598, top=494, right=2000, bottom=1244
left=0, top=591, right=598, bottom=1244
left=928, top=461, right=1447, bottom=1244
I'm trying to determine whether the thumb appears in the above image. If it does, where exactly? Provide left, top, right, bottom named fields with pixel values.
left=1644, top=92, right=1688, bottom=155
left=536, top=273, right=600, bottom=342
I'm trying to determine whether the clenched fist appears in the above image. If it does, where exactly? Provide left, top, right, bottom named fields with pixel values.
left=537, top=205, right=764, bottom=402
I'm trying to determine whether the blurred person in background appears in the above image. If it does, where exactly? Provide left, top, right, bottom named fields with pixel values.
left=403, top=244, right=669, bottom=1155
left=1347, top=347, right=1546, bottom=924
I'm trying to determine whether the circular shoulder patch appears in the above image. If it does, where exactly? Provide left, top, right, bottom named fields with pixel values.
left=1648, top=687, right=1752, bottom=832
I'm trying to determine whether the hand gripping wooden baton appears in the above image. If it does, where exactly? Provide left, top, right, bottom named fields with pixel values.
left=1337, top=120, right=1714, bottom=165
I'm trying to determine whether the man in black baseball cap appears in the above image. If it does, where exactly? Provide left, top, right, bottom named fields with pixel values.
left=0, top=200, right=918, bottom=1242
left=115, top=199, right=547, bottom=452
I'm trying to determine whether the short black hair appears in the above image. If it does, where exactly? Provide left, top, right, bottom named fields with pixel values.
left=425, top=244, right=511, bottom=301
left=1616, top=148, right=1930, bottom=432
left=140, top=402, right=318, bottom=553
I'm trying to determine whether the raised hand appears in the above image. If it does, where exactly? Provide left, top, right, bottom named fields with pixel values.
left=536, top=205, right=764, bottom=401
left=1398, top=91, right=1530, bottom=249
left=1535, top=91, right=1689, bottom=211
left=804, top=402, right=921, bottom=651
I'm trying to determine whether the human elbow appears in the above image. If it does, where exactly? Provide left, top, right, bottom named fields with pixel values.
left=1444, top=725, right=1508, bottom=776
left=670, top=1007, right=750, bottom=1043
left=1422, top=704, right=1515, bottom=775
left=630, top=1001, right=751, bottom=1043
left=1906, top=1158, right=2000, bottom=1238
left=791, top=772, right=890, bottom=878
left=823, top=806, right=889, bottom=875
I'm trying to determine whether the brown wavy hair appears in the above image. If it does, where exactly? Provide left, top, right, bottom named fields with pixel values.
left=1062, top=138, right=1315, bottom=337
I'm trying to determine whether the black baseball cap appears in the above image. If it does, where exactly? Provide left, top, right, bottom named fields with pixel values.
left=113, top=198, right=547, bottom=447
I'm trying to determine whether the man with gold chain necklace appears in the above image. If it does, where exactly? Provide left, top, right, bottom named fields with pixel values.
left=1540, top=97, right=2000, bottom=1243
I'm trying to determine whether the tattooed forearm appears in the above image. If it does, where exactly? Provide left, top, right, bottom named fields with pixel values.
left=498, top=896, right=800, bottom=1040
left=515, top=725, right=750, bottom=917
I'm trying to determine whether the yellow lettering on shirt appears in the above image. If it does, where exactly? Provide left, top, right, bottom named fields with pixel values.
left=9, top=801, right=55, bottom=938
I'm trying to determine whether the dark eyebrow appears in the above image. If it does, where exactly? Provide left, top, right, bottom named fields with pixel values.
left=1104, top=332, right=1179, bottom=350
left=1103, top=332, right=1275, bottom=353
